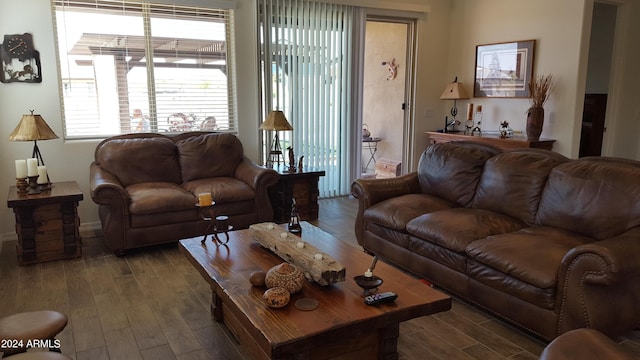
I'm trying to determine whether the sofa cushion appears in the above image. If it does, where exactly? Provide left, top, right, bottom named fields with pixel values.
left=417, top=142, right=501, bottom=207
left=96, top=137, right=182, bottom=187
left=406, top=208, right=525, bottom=253
left=537, top=158, right=640, bottom=239
left=178, top=133, right=244, bottom=182
left=408, top=235, right=468, bottom=274
left=466, top=227, right=594, bottom=289
left=363, top=193, right=456, bottom=231
left=182, top=177, right=256, bottom=203
left=472, top=149, right=568, bottom=225
left=127, top=182, right=196, bottom=215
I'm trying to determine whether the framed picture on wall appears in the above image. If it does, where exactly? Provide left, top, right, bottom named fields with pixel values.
left=473, top=39, right=535, bottom=98
left=1, top=33, right=42, bottom=84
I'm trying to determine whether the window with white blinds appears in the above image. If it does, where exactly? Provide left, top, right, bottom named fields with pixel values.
left=52, top=0, right=236, bottom=139
left=258, top=0, right=354, bottom=198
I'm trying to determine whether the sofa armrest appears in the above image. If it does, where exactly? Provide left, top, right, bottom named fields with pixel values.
left=556, top=227, right=640, bottom=337
left=234, top=157, right=280, bottom=221
left=351, top=173, right=420, bottom=246
left=351, top=172, right=420, bottom=205
left=90, top=161, right=131, bottom=253
left=90, top=161, right=128, bottom=204
left=540, top=328, right=634, bottom=360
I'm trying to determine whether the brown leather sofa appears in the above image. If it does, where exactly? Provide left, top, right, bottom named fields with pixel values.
left=539, top=328, right=635, bottom=360
left=352, top=141, right=640, bottom=341
left=90, top=132, right=279, bottom=255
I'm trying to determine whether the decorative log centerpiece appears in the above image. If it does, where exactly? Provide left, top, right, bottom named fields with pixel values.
left=249, top=222, right=346, bottom=286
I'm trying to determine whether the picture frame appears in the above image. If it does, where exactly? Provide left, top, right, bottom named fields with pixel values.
left=0, top=50, right=42, bottom=83
left=1, top=33, right=42, bottom=83
left=473, top=39, right=535, bottom=98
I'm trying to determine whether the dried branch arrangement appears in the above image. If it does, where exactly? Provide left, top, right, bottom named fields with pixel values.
left=528, top=74, right=554, bottom=108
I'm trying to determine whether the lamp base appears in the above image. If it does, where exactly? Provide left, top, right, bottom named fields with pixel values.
left=32, top=140, right=52, bottom=183
left=266, top=132, right=285, bottom=167
left=267, top=150, right=283, bottom=167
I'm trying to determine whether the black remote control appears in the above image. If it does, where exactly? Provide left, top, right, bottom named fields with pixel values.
left=364, top=291, right=398, bottom=305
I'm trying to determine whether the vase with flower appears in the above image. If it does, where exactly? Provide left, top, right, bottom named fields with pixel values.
left=527, top=74, right=554, bottom=141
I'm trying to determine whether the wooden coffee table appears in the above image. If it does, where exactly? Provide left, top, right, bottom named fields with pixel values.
left=179, top=222, right=451, bottom=360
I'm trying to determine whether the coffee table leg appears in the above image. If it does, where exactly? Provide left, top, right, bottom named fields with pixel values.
left=379, top=323, right=400, bottom=360
left=211, top=288, right=223, bottom=322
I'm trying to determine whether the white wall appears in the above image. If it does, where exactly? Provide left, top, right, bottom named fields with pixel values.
left=445, top=0, right=590, bottom=157
left=0, top=0, right=453, bottom=239
left=606, top=0, right=640, bottom=160
left=3, top=0, right=637, bottom=239
left=0, top=0, right=262, bottom=239
left=445, top=0, right=640, bottom=159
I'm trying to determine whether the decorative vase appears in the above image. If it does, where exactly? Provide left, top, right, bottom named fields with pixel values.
left=265, top=262, right=305, bottom=294
left=526, top=106, right=544, bottom=141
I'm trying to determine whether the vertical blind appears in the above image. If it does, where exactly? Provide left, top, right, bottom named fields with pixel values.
left=52, top=0, right=236, bottom=139
left=258, top=0, right=354, bottom=198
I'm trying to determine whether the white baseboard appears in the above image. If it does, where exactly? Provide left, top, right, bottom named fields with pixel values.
left=0, top=232, right=17, bottom=243
left=0, top=221, right=103, bottom=244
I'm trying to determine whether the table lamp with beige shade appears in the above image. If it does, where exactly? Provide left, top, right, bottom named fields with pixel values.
left=8, top=110, right=59, bottom=184
left=260, top=110, right=293, bottom=167
left=440, top=77, right=470, bottom=133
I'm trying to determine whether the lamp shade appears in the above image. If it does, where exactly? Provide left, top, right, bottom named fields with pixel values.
left=259, top=110, right=293, bottom=131
left=440, top=81, right=470, bottom=100
left=8, top=112, right=59, bottom=141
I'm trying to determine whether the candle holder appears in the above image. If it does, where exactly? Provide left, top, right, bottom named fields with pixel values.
left=27, top=175, right=41, bottom=195
left=38, top=182, right=53, bottom=192
left=353, top=256, right=383, bottom=295
left=211, top=215, right=233, bottom=245
left=16, top=178, right=28, bottom=197
left=196, top=203, right=233, bottom=246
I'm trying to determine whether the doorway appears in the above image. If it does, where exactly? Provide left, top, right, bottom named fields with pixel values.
left=580, top=1, right=617, bottom=157
left=360, top=17, right=415, bottom=177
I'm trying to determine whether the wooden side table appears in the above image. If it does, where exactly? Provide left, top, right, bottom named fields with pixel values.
left=7, top=181, right=83, bottom=265
left=425, top=131, right=555, bottom=151
left=268, top=165, right=325, bottom=223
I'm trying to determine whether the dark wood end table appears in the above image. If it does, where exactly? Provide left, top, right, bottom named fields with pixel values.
left=7, top=181, right=83, bottom=265
left=268, top=165, right=325, bottom=223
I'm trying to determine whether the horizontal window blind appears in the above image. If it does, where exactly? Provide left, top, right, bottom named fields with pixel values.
left=53, top=0, right=236, bottom=139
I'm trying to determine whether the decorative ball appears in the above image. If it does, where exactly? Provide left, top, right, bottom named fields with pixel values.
left=249, top=271, right=266, bottom=287
left=265, top=262, right=305, bottom=294
left=263, top=287, right=290, bottom=308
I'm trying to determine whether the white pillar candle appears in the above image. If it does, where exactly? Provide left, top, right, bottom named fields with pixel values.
left=314, top=253, right=323, bottom=260
left=37, top=166, right=48, bottom=184
left=15, top=160, right=27, bottom=179
left=296, top=241, right=305, bottom=249
left=27, top=158, right=38, bottom=177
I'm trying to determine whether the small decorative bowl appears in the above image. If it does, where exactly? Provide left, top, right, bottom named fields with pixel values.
left=263, top=287, right=290, bottom=308
left=265, top=262, right=305, bottom=294
left=354, top=275, right=383, bottom=295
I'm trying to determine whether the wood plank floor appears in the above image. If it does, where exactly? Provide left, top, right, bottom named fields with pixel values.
left=1, top=196, right=639, bottom=359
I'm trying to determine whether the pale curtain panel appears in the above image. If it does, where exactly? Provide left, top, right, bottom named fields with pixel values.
left=258, top=0, right=354, bottom=198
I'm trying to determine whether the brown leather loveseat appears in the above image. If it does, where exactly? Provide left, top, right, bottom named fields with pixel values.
left=90, top=132, right=279, bottom=255
left=352, top=141, right=640, bottom=341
